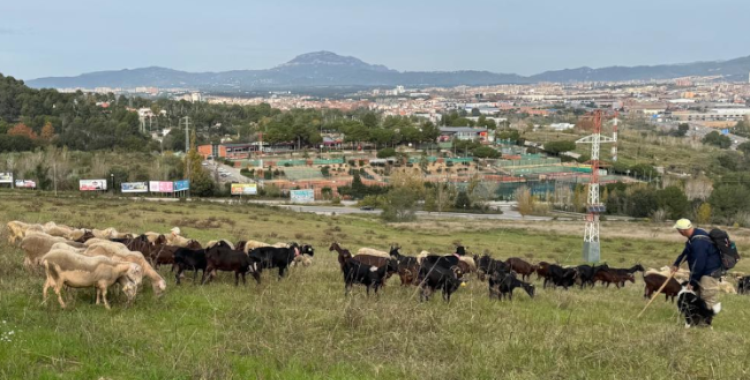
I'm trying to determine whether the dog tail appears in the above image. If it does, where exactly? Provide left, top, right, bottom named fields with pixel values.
left=712, top=302, right=722, bottom=314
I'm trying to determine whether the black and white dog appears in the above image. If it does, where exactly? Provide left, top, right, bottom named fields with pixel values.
left=677, top=282, right=722, bottom=328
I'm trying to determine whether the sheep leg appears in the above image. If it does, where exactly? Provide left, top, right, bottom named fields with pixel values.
left=100, top=286, right=111, bottom=310
left=193, top=269, right=199, bottom=285
left=54, top=283, right=66, bottom=309
left=241, top=272, right=247, bottom=285
left=42, top=277, right=53, bottom=305
left=234, top=272, right=240, bottom=286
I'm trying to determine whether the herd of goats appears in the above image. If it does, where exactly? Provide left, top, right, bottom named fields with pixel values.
left=5, top=220, right=750, bottom=310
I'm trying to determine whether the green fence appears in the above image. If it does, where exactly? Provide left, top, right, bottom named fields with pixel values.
left=494, top=158, right=561, bottom=168
left=313, top=158, right=344, bottom=165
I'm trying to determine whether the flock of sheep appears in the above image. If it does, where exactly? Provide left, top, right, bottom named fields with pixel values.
left=5, top=220, right=314, bottom=310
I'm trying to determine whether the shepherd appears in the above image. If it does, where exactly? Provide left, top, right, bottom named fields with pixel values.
left=672, top=219, right=723, bottom=326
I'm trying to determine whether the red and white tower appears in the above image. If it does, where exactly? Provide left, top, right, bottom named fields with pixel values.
left=575, top=110, right=617, bottom=262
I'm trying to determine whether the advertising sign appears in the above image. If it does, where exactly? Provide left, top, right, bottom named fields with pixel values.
left=0, top=173, right=12, bottom=184
left=121, top=182, right=148, bottom=193
left=14, top=180, right=36, bottom=189
left=79, top=179, right=107, bottom=191
left=174, top=180, right=190, bottom=192
left=290, top=189, right=315, bottom=203
left=231, top=183, right=258, bottom=195
left=149, top=181, right=174, bottom=193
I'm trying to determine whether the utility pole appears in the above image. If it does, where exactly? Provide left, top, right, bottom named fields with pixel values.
left=53, top=162, right=58, bottom=197
left=182, top=117, right=191, bottom=196
left=575, top=110, right=616, bottom=263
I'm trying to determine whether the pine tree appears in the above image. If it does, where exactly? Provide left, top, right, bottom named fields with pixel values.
left=184, top=130, right=214, bottom=196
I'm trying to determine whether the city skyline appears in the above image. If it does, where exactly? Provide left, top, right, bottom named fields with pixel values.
left=1, top=0, right=749, bottom=80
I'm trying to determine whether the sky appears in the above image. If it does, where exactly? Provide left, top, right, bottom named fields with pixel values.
left=1, top=0, right=748, bottom=80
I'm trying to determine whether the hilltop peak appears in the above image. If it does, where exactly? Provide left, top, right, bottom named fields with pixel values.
left=278, top=51, right=394, bottom=72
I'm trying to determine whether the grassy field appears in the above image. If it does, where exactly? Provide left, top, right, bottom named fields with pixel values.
left=1, top=194, right=750, bottom=379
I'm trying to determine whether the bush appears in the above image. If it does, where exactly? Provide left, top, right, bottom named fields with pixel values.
left=702, top=131, right=732, bottom=149
left=377, top=148, right=396, bottom=158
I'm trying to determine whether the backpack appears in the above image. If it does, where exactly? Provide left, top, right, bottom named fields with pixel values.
left=692, top=229, right=740, bottom=272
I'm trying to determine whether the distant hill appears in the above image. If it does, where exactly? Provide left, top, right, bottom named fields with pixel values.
left=26, top=51, right=750, bottom=90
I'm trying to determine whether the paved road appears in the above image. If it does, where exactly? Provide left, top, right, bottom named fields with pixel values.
left=268, top=202, right=554, bottom=221
left=202, top=160, right=251, bottom=184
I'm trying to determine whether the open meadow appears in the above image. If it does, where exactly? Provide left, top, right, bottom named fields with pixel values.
left=1, top=194, right=750, bottom=379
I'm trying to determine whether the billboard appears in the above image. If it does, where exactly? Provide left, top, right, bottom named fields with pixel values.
left=121, top=182, right=148, bottom=193
left=14, top=180, right=36, bottom=189
left=0, top=173, right=12, bottom=184
left=149, top=181, right=173, bottom=193
left=231, top=183, right=257, bottom=195
left=290, top=189, right=315, bottom=203
left=80, top=179, right=107, bottom=191
left=174, top=180, right=190, bottom=192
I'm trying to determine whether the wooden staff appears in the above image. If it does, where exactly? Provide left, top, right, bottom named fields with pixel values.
left=637, top=257, right=685, bottom=318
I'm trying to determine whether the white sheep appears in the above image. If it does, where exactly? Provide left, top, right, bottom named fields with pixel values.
left=6, top=221, right=44, bottom=245
left=206, top=240, right=235, bottom=250
left=20, top=233, right=70, bottom=269
left=356, top=247, right=390, bottom=258
left=85, top=242, right=165, bottom=295
left=42, top=249, right=142, bottom=309
left=242, top=240, right=270, bottom=253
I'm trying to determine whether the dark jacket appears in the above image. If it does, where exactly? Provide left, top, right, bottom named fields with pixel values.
left=673, top=228, right=722, bottom=285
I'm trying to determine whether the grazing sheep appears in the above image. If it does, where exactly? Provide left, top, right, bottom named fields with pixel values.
left=42, top=249, right=142, bottom=309
left=20, top=234, right=70, bottom=269
left=6, top=221, right=44, bottom=245
left=242, top=240, right=271, bottom=253
left=654, top=266, right=690, bottom=282
left=206, top=240, right=235, bottom=250
left=50, top=241, right=86, bottom=253
left=143, top=232, right=162, bottom=243
left=92, top=228, right=118, bottom=239
left=718, top=279, right=737, bottom=295
left=167, top=234, right=193, bottom=248
left=85, top=243, right=166, bottom=295
left=43, top=223, right=75, bottom=238
left=66, top=229, right=91, bottom=242
left=356, top=247, right=390, bottom=258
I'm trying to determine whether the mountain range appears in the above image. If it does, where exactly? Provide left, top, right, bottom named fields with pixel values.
left=25, top=51, right=750, bottom=91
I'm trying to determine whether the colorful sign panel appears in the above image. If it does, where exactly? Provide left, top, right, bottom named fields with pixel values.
left=14, top=180, right=36, bottom=189
left=149, top=181, right=174, bottom=193
left=174, top=180, right=190, bottom=192
left=79, top=179, right=107, bottom=191
left=231, top=183, right=258, bottom=195
left=290, top=189, right=314, bottom=203
left=121, top=182, right=148, bottom=193
left=0, top=173, right=12, bottom=184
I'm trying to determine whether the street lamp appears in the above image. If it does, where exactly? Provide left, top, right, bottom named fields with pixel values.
left=110, top=173, right=115, bottom=194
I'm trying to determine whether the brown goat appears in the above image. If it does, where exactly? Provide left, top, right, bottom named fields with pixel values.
left=505, top=257, right=536, bottom=281
left=643, top=273, right=681, bottom=302
left=593, top=270, right=634, bottom=288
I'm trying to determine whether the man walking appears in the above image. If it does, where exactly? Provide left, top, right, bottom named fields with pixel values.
left=672, top=219, right=723, bottom=324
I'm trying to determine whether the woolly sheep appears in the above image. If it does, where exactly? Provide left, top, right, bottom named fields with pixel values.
left=206, top=240, right=235, bottom=250
left=42, top=249, right=142, bottom=309
left=85, top=243, right=165, bottom=294
left=356, top=247, right=390, bottom=258
left=6, top=221, right=44, bottom=245
left=20, top=233, right=69, bottom=269
left=242, top=240, right=270, bottom=253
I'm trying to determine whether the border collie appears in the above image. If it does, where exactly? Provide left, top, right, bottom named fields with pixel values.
left=677, top=283, right=722, bottom=328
